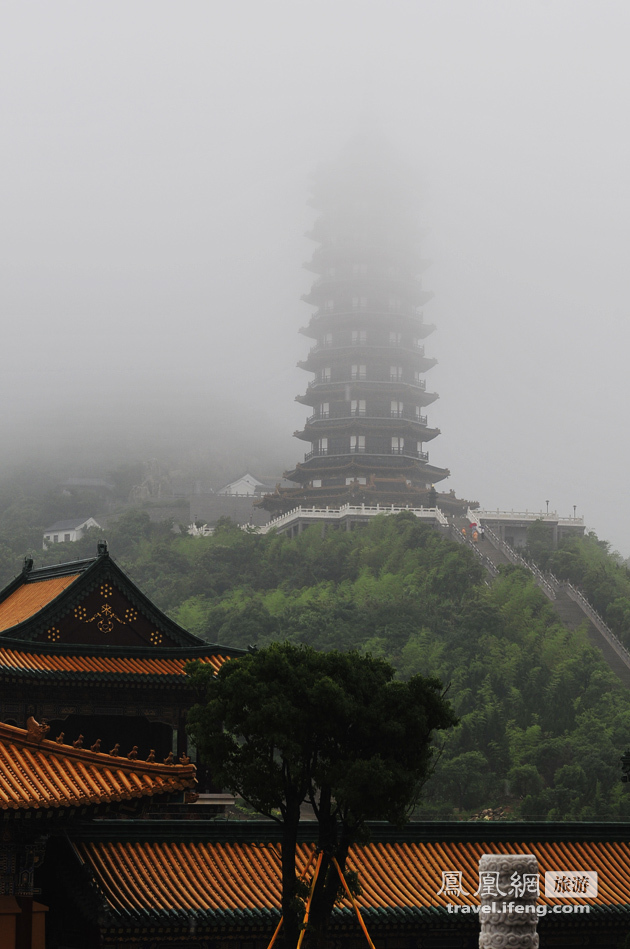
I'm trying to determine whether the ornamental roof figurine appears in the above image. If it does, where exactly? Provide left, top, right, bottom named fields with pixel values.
left=26, top=716, right=49, bottom=742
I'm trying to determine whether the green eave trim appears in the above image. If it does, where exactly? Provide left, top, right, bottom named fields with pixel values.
left=71, top=818, right=630, bottom=845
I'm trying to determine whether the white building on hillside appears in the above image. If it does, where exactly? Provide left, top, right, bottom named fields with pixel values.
left=43, top=517, right=102, bottom=548
left=217, top=473, right=270, bottom=497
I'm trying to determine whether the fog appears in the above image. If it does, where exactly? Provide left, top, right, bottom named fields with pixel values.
left=2, top=2, right=629, bottom=549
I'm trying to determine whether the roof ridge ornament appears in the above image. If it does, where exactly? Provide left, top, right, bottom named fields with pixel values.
left=26, top=716, right=49, bottom=742
left=97, top=540, right=109, bottom=557
left=22, top=556, right=33, bottom=574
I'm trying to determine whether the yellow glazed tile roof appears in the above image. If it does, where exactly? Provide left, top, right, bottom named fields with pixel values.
left=0, top=647, right=227, bottom=679
left=0, top=720, right=196, bottom=811
left=0, top=575, right=80, bottom=631
left=75, top=839, right=630, bottom=917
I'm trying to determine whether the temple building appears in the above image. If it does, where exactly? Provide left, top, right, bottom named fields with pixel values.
left=0, top=547, right=628, bottom=947
left=261, top=136, right=451, bottom=516
left=0, top=543, right=245, bottom=785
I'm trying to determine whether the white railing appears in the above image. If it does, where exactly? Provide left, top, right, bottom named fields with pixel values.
left=562, top=582, right=630, bottom=672
left=255, top=503, right=448, bottom=534
left=481, top=528, right=630, bottom=672
left=474, top=509, right=584, bottom=526
left=482, top=526, right=557, bottom=600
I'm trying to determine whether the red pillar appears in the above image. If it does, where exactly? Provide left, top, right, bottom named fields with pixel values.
left=15, top=896, right=32, bottom=949
left=0, top=896, right=21, bottom=949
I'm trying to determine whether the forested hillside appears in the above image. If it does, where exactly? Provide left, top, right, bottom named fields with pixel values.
left=10, top=508, right=630, bottom=822
left=526, top=520, right=630, bottom=649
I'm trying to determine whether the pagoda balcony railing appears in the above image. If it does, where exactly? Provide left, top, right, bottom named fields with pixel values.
left=304, top=275, right=428, bottom=297
left=304, top=447, right=429, bottom=462
left=390, top=446, right=428, bottom=459
left=305, top=410, right=428, bottom=425
left=307, top=341, right=425, bottom=357
left=309, top=306, right=426, bottom=322
left=300, top=314, right=436, bottom=342
left=307, top=377, right=427, bottom=391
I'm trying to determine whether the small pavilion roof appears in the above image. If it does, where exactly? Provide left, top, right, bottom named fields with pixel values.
left=0, top=721, right=196, bottom=814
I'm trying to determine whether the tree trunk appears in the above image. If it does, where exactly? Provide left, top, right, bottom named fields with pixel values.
left=303, top=800, right=352, bottom=949
left=279, top=799, right=301, bottom=949
left=309, top=839, right=351, bottom=949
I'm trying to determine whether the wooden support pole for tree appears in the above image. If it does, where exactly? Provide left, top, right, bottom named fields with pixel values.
left=332, top=858, right=376, bottom=949
left=296, top=851, right=323, bottom=949
left=266, top=914, right=284, bottom=949
left=264, top=847, right=319, bottom=949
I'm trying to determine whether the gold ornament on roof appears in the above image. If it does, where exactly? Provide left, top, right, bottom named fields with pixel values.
left=74, top=595, right=127, bottom=635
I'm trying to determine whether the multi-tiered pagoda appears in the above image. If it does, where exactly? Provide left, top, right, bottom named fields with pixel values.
left=261, top=137, right=450, bottom=515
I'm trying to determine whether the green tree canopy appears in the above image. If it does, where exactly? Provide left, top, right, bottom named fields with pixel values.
left=186, top=642, right=456, bottom=949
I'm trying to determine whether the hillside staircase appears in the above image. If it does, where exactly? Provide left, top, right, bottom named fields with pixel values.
left=447, top=512, right=630, bottom=687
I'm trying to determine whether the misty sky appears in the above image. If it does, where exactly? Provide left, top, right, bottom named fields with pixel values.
left=2, top=1, right=630, bottom=551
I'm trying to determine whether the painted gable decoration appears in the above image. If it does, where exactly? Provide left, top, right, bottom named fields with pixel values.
left=0, top=547, right=204, bottom=649
left=44, top=576, right=171, bottom=646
